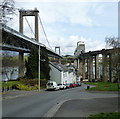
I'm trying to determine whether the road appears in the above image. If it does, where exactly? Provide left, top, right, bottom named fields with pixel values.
left=54, top=97, right=118, bottom=117
left=2, top=84, right=118, bottom=117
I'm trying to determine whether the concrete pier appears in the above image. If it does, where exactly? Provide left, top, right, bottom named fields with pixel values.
left=19, top=11, right=24, bottom=77
left=87, top=58, right=89, bottom=79
left=82, top=59, right=85, bottom=80
left=95, top=55, right=99, bottom=80
left=102, top=50, right=108, bottom=82
left=79, top=59, right=82, bottom=77
left=89, top=54, right=93, bottom=82
left=77, top=59, right=79, bottom=69
left=19, top=52, right=24, bottom=77
left=109, top=53, right=113, bottom=82
left=75, top=48, right=120, bottom=82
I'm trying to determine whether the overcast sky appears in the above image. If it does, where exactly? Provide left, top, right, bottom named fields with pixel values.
left=7, top=0, right=118, bottom=55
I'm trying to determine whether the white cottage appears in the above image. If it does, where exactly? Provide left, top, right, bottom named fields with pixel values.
left=49, top=62, right=76, bottom=84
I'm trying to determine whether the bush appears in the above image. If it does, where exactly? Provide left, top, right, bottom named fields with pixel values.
left=20, top=79, right=38, bottom=86
left=19, top=78, right=48, bottom=86
left=19, top=78, right=48, bottom=89
left=34, top=84, right=38, bottom=89
left=92, top=79, right=95, bottom=82
left=11, top=84, right=19, bottom=89
left=17, top=84, right=37, bottom=90
left=40, top=79, right=48, bottom=87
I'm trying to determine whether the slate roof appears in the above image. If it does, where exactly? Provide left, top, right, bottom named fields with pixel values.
left=49, top=62, right=69, bottom=72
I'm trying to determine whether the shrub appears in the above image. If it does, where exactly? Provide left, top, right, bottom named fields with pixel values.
left=19, top=78, right=48, bottom=87
left=40, top=79, right=48, bottom=87
left=11, top=84, right=19, bottom=89
left=17, top=84, right=37, bottom=90
left=34, top=84, right=38, bottom=89
left=92, top=79, right=95, bottom=82
left=20, top=79, right=38, bottom=86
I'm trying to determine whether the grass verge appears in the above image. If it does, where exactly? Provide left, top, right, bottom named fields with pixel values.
left=2, top=79, right=47, bottom=91
left=85, top=82, right=118, bottom=91
left=87, top=112, right=120, bottom=119
left=2, top=81, right=20, bottom=88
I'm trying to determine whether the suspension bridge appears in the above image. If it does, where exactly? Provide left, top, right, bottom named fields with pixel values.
left=1, top=8, right=62, bottom=78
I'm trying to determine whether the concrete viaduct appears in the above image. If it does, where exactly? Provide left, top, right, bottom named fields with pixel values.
left=74, top=48, right=120, bottom=82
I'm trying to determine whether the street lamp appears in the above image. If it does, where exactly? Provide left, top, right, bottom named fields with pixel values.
left=38, top=45, right=40, bottom=91
left=38, top=45, right=46, bottom=91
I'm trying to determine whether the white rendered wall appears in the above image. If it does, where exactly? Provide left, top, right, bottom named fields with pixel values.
left=49, top=64, right=61, bottom=84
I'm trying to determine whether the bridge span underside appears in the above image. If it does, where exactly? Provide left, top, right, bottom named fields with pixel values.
left=75, top=48, right=120, bottom=82
left=1, top=24, right=62, bottom=78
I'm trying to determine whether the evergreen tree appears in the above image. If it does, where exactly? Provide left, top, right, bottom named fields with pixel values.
left=25, top=47, right=50, bottom=80
left=25, top=47, right=38, bottom=79
left=40, top=48, right=50, bottom=80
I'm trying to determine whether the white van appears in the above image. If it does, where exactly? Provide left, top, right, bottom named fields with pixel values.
left=46, top=81, right=59, bottom=90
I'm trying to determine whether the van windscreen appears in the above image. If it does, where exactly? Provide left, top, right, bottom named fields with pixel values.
left=47, top=83, right=53, bottom=86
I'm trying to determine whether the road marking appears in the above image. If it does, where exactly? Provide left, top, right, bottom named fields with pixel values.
left=43, top=99, right=71, bottom=117
left=43, top=96, right=118, bottom=118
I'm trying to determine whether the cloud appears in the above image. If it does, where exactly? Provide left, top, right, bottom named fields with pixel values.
left=49, top=35, right=105, bottom=55
left=14, top=1, right=98, bottom=27
left=39, top=2, right=96, bottom=26
left=11, top=1, right=115, bottom=31
left=6, top=1, right=116, bottom=56
left=16, top=0, right=119, bottom=3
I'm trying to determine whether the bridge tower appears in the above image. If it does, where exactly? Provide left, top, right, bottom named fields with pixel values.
left=18, top=9, right=39, bottom=77
left=55, top=46, right=61, bottom=55
left=55, top=47, right=61, bottom=63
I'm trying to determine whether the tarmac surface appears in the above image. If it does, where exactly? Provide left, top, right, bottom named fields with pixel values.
left=53, top=97, right=118, bottom=117
left=2, top=89, right=44, bottom=100
left=2, top=84, right=119, bottom=118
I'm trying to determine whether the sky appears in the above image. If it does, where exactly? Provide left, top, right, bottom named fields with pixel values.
left=6, top=0, right=118, bottom=55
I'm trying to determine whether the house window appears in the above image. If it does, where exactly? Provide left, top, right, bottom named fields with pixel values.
left=63, top=73, right=65, bottom=78
left=63, top=72, right=66, bottom=78
left=63, top=72, right=68, bottom=78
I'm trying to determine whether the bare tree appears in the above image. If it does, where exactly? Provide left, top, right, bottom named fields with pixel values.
left=2, top=51, right=18, bottom=81
left=0, top=0, right=16, bottom=24
left=105, top=36, right=120, bottom=82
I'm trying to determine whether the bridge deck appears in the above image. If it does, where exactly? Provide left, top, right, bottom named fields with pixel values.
left=75, top=48, right=120, bottom=59
left=1, top=24, right=62, bottom=58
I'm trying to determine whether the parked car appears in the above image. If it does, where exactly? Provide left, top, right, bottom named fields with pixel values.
left=65, top=83, right=71, bottom=89
left=57, top=84, right=66, bottom=89
left=75, top=83, right=79, bottom=87
left=46, top=81, right=59, bottom=90
left=70, top=83, right=76, bottom=88
left=77, top=82, right=82, bottom=86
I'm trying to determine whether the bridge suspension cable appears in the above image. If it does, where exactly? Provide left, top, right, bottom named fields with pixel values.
left=38, top=14, right=53, bottom=50
left=24, top=17, right=35, bottom=38
left=4, top=6, right=53, bottom=50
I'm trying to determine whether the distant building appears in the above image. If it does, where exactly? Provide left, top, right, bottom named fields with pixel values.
left=49, top=62, right=76, bottom=84
left=74, top=41, right=85, bottom=68
left=74, top=41, right=85, bottom=58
